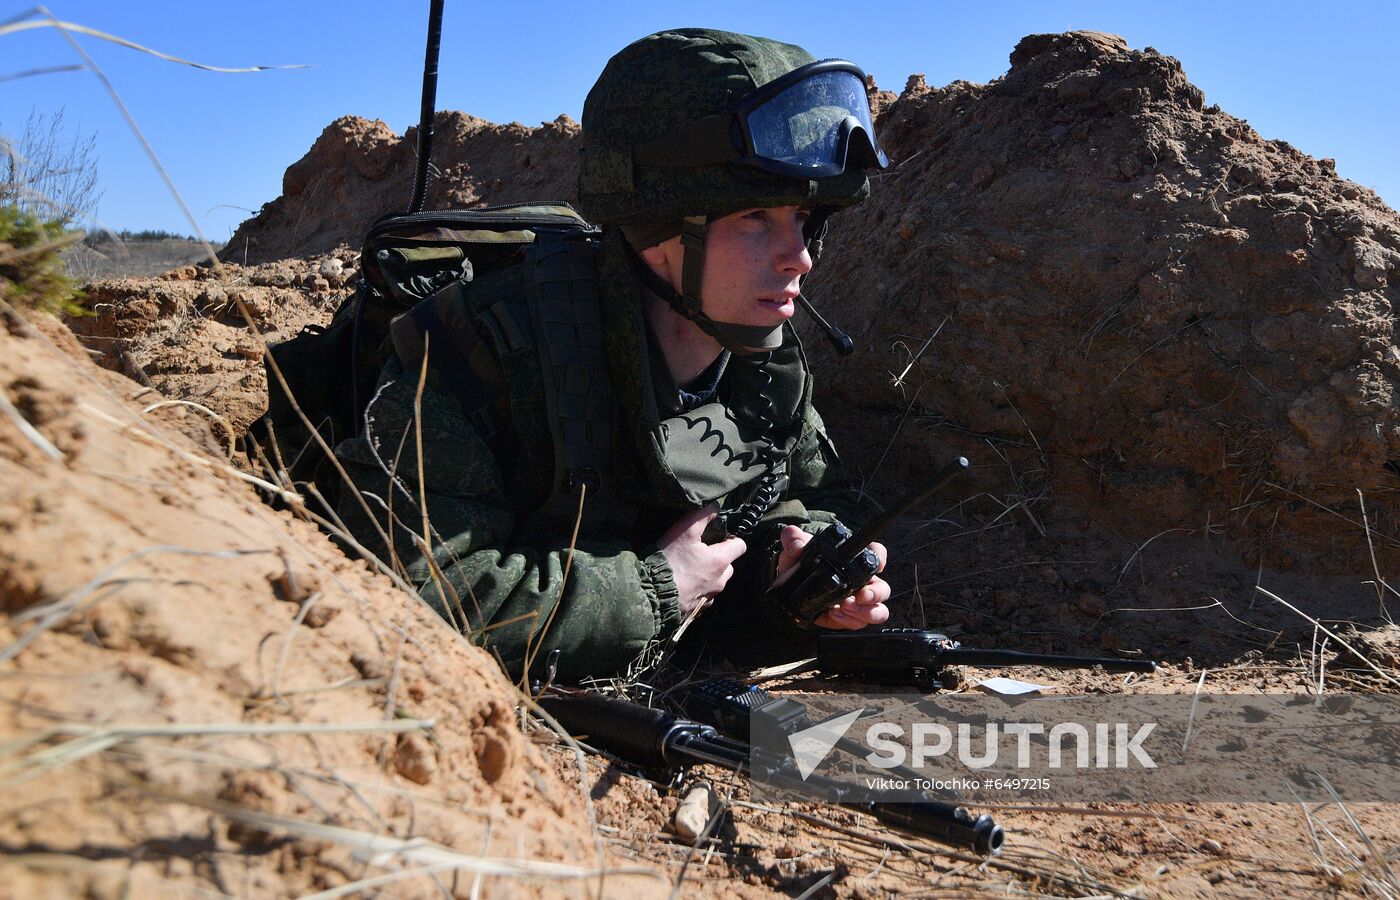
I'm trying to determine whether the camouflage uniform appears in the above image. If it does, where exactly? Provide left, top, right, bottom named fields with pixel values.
left=335, top=29, right=886, bottom=681
left=333, top=228, right=858, bottom=682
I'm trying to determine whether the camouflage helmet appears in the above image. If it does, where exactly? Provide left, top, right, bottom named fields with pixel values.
left=579, top=28, right=887, bottom=354
left=578, top=28, right=879, bottom=226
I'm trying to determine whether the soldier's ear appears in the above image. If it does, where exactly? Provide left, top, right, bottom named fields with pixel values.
left=639, top=238, right=682, bottom=288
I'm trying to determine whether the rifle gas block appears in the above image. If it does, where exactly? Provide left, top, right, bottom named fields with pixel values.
left=818, top=628, right=1159, bottom=690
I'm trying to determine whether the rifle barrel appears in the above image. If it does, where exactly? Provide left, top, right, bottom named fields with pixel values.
left=540, top=689, right=1002, bottom=855
left=869, top=803, right=1003, bottom=856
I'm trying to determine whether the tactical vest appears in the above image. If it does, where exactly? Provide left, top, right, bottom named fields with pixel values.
left=387, top=229, right=630, bottom=534
left=249, top=203, right=801, bottom=546
left=249, top=204, right=619, bottom=530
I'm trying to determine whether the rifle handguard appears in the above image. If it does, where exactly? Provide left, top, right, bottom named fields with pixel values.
left=539, top=686, right=1003, bottom=856
left=538, top=690, right=684, bottom=769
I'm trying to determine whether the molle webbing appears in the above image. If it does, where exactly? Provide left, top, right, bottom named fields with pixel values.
left=525, top=234, right=620, bottom=528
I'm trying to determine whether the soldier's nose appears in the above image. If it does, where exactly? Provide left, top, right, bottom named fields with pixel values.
left=776, top=218, right=813, bottom=276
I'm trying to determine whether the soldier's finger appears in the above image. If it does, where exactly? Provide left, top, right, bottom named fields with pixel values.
left=868, top=541, right=888, bottom=573
left=782, top=524, right=811, bottom=547
left=817, top=608, right=863, bottom=630
left=681, top=503, right=721, bottom=536
left=717, top=537, right=747, bottom=562
left=860, top=603, right=890, bottom=625
left=776, top=525, right=809, bottom=567
left=770, top=526, right=810, bottom=590
left=855, top=576, right=890, bottom=606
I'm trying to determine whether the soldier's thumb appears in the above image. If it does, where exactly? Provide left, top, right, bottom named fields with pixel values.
left=776, top=525, right=809, bottom=572
left=684, top=503, right=720, bottom=536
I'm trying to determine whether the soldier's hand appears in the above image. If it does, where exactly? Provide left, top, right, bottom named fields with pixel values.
left=774, top=525, right=890, bottom=630
left=658, top=505, right=747, bottom=615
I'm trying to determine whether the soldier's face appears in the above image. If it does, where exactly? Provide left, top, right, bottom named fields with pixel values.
left=699, top=205, right=813, bottom=327
left=641, top=205, right=813, bottom=327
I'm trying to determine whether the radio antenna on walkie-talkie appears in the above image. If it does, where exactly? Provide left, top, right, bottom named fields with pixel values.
left=407, top=0, right=446, bottom=214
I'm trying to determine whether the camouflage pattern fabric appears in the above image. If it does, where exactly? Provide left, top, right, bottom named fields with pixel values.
left=333, top=230, right=859, bottom=682
left=578, top=28, right=869, bottom=225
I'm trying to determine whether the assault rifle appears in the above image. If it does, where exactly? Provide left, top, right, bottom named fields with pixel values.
left=768, top=456, right=971, bottom=628
left=678, top=676, right=937, bottom=791
left=818, top=628, right=1159, bottom=691
left=537, top=686, right=1004, bottom=856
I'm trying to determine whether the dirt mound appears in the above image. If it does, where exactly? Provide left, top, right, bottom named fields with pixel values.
left=67, top=251, right=357, bottom=439
left=213, top=45, right=1399, bottom=576
left=0, top=305, right=665, bottom=897
left=225, top=112, right=581, bottom=265
left=9, top=33, right=1400, bottom=896
left=807, top=31, right=1400, bottom=573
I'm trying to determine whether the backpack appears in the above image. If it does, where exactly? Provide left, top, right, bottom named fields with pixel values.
left=245, top=202, right=608, bottom=521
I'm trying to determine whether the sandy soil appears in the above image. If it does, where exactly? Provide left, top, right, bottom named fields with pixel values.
left=4, top=29, right=1399, bottom=899
left=0, top=306, right=668, bottom=898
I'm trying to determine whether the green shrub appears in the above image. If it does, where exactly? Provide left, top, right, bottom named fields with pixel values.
left=0, top=203, right=83, bottom=316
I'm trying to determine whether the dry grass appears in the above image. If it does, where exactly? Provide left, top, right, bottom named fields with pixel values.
left=8, top=12, right=1400, bottom=900
left=1, top=288, right=633, bottom=895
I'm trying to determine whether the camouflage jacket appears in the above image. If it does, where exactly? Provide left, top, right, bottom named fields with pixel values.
left=333, top=229, right=859, bottom=681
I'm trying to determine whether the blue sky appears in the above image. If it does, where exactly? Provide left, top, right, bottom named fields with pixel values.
left=3, top=1, right=1396, bottom=240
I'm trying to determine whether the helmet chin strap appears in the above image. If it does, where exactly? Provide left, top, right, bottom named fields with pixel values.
left=673, top=217, right=785, bottom=354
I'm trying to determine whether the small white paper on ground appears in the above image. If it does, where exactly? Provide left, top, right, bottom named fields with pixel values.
left=976, top=676, right=1051, bottom=695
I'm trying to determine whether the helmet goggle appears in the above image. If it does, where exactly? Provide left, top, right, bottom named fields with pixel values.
left=632, top=59, right=890, bottom=178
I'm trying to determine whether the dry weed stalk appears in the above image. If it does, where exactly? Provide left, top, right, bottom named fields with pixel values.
left=1, top=543, right=273, bottom=666
left=1255, top=585, right=1400, bottom=690
left=0, top=379, right=62, bottom=458
left=887, top=316, right=949, bottom=396
left=1292, top=782, right=1400, bottom=899
left=0, top=717, right=434, bottom=785
left=6, top=7, right=291, bottom=269
left=140, top=398, right=236, bottom=456
left=409, top=332, right=469, bottom=631
left=1358, top=488, right=1398, bottom=625
left=1262, top=480, right=1400, bottom=551
left=523, top=694, right=619, bottom=892
left=521, top=476, right=589, bottom=687
left=163, top=793, right=666, bottom=893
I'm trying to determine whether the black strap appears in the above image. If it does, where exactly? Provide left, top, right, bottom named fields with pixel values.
left=526, top=234, right=620, bottom=528
left=679, top=218, right=707, bottom=316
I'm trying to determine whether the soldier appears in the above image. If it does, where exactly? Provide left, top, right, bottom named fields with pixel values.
left=334, top=28, right=893, bottom=681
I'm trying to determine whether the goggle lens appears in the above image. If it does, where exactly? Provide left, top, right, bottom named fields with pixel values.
left=744, top=70, right=888, bottom=175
